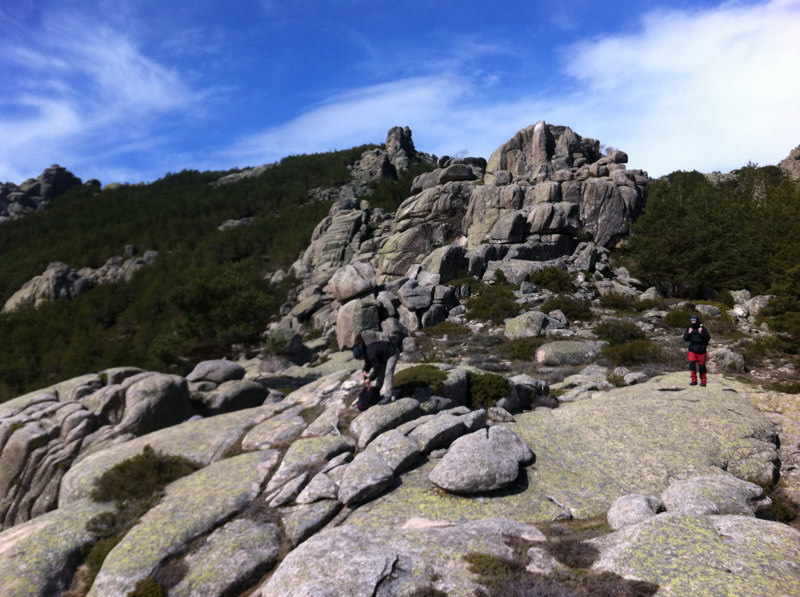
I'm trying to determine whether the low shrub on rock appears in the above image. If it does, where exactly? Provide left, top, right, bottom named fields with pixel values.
left=598, top=292, right=638, bottom=311
left=466, top=272, right=521, bottom=324
left=498, top=336, right=549, bottom=361
left=395, top=365, right=448, bottom=397
left=81, top=447, right=201, bottom=594
left=602, top=339, right=664, bottom=366
left=529, top=266, right=573, bottom=292
left=594, top=320, right=647, bottom=346
left=466, top=371, right=510, bottom=409
left=128, top=576, right=165, bottom=597
left=663, top=307, right=695, bottom=328
left=91, top=445, right=201, bottom=504
left=540, top=295, right=592, bottom=321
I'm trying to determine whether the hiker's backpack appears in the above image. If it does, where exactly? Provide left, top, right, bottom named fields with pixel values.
left=357, top=385, right=380, bottom=411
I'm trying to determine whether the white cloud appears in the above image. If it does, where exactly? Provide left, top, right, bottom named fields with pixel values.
left=227, top=0, right=800, bottom=177
left=559, top=0, right=800, bottom=175
left=223, top=76, right=474, bottom=166
left=0, top=11, right=202, bottom=182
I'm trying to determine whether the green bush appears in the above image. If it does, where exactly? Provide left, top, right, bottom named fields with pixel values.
left=497, top=336, right=548, bottom=361
left=762, top=264, right=800, bottom=354
left=91, top=445, right=201, bottom=504
left=128, top=577, right=164, bottom=597
left=716, top=289, right=735, bottom=308
left=83, top=536, right=121, bottom=571
left=394, top=365, right=448, bottom=397
left=663, top=308, right=696, bottom=328
left=636, top=297, right=667, bottom=311
left=540, top=295, right=592, bottom=321
left=602, top=339, right=664, bottom=366
left=466, top=279, right=521, bottom=324
left=529, top=266, right=573, bottom=292
left=598, top=293, right=638, bottom=311
left=466, top=371, right=510, bottom=409
left=594, top=320, right=647, bottom=346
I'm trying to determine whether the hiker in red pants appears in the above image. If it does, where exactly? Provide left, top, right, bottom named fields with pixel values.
left=683, top=314, right=711, bottom=386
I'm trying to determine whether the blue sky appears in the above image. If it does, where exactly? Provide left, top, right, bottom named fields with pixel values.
left=1, top=0, right=799, bottom=185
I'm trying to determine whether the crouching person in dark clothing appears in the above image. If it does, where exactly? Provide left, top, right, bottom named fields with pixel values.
left=352, top=334, right=400, bottom=405
left=683, top=314, right=711, bottom=386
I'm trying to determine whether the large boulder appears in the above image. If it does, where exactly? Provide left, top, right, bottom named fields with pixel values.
left=0, top=499, right=114, bottom=597
left=591, top=514, right=800, bottom=596
left=87, top=451, right=276, bottom=597
left=660, top=474, right=771, bottom=516
left=325, top=261, right=376, bottom=301
left=505, top=310, right=548, bottom=338
left=349, top=398, right=423, bottom=449
left=253, top=518, right=546, bottom=597
left=335, top=298, right=381, bottom=349
left=191, top=380, right=268, bottom=416
left=429, top=425, right=533, bottom=493
left=0, top=394, right=95, bottom=529
left=186, top=359, right=246, bottom=384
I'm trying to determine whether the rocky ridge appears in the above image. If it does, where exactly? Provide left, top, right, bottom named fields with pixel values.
left=0, top=124, right=799, bottom=596
left=1, top=246, right=159, bottom=313
left=0, top=164, right=90, bottom=223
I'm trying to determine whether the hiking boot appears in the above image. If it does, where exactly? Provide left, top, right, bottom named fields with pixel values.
left=377, top=396, right=392, bottom=405
left=690, top=381, right=698, bottom=386
left=700, top=382, right=707, bottom=387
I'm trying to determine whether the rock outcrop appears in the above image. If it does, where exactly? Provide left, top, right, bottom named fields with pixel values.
left=2, top=247, right=158, bottom=313
left=0, top=165, right=86, bottom=223
left=780, top=144, right=800, bottom=182
left=278, top=122, right=647, bottom=352
left=1, top=123, right=797, bottom=596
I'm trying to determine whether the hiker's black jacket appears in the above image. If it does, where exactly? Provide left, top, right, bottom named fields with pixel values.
left=683, top=323, right=711, bottom=354
left=362, top=341, right=399, bottom=380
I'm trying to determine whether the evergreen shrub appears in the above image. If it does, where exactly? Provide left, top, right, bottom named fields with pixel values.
left=540, top=295, right=592, bottom=321
left=498, top=336, right=548, bottom=361
left=594, top=320, right=647, bottom=346
left=716, top=289, right=735, bottom=308
left=128, top=577, right=164, bottom=597
left=90, top=445, right=200, bottom=504
left=394, top=365, right=448, bottom=397
left=602, top=339, right=664, bottom=366
left=466, top=275, right=521, bottom=324
left=663, top=308, right=695, bottom=328
left=529, top=267, right=573, bottom=292
left=466, top=371, right=509, bottom=409
left=598, top=293, right=637, bottom=311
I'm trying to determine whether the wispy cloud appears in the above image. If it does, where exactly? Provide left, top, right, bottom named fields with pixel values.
left=558, top=0, right=800, bottom=174
left=224, top=0, right=800, bottom=177
left=0, top=11, right=203, bottom=182
left=223, top=75, right=474, bottom=165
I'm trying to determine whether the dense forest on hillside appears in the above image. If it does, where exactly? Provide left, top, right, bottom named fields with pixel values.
left=623, top=164, right=800, bottom=353
left=0, top=145, right=408, bottom=400
left=1, top=151, right=799, bottom=402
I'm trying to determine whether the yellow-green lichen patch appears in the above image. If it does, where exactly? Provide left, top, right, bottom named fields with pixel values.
left=60, top=405, right=283, bottom=506
left=590, top=513, right=800, bottom=596
left=345, top=460, right=561, bottom=528
left=0, top=499, right=113, bottom=597
left=512, top=372, right=777, bottom=518
left=87, top=451, right=276, bottom=597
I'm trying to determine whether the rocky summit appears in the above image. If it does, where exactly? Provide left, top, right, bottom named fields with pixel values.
left=0, top=123, right=799, bottom=596
left=0, top=164, right=88, bottom=222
